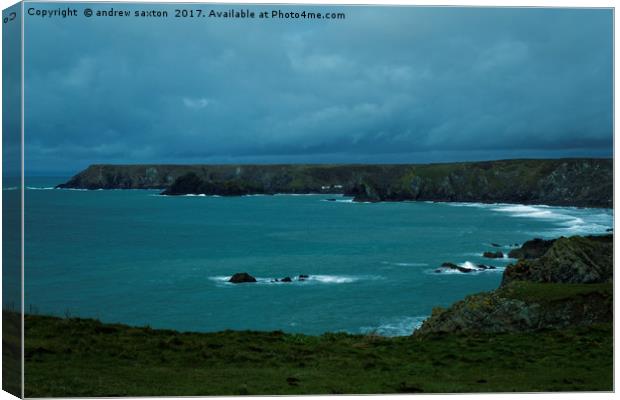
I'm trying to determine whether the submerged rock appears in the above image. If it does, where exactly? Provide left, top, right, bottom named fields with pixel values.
left=483, top=251, right=503, bottom=259
left=491, top=243, right=502, bottom=247
left=229, top=272, right=257, bottom=284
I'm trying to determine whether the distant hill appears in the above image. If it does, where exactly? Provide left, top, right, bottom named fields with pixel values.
left=57, top=158, right=613, bottom=207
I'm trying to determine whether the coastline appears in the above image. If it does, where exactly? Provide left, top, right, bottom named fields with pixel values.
left=55, top=159, right=613, bottom=208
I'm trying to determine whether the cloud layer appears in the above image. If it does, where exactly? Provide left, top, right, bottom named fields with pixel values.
left=24, top=5, right=613, bottom=174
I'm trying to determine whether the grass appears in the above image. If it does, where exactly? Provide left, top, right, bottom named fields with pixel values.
left=20, top=312, right=612, bottom=397
left=2, top=310, right=22, bottom=397
left=499, top=281, right=613, bottom=304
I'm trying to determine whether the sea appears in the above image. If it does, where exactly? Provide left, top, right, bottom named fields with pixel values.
left=16, top=177, right=613, bottom=336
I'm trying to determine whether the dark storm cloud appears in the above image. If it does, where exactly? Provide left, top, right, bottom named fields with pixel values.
left=23, top=5, right=612, bottom=174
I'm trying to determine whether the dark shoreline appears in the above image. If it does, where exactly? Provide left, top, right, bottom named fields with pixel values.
left=56, top=158, right=612, bottom=208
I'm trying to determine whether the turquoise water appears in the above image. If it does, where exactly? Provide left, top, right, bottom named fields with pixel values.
left=22, top=177, right=612, bottom=336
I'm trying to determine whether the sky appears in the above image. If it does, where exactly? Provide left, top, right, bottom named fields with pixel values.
left=22, top=4, right=613, bottom=175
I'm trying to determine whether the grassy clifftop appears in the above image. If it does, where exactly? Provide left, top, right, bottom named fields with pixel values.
left=20, top=313, right=612, bottom=396
left=56, top=158, right=613, bottom=207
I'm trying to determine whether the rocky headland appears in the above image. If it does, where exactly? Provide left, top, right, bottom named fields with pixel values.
left=415, top=234, right=613, bottom=336
left=56, top=158, right=612, bottom=207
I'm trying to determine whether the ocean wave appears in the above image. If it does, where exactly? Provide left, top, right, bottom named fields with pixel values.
left=26, top=186, right=56, bottom=190
left=360, top=316, right=428, bottom=336
left=464, top=251, right=516, bottom=260
left=274, top=193, right=326, bottom=196
left=321, top=198, right=354, bottom=203
left=490, top=204, right=612, bottom=236
left=156, top=194, right=221, bottom=197
left=2, top=187, right=18, bottom=191
left=445, top=202, right=496, bottom=209
left=381, top=261, right=429, bottom=267
left=430, top=260, right=505, bottom=275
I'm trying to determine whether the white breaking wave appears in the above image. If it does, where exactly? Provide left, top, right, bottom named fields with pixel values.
left=381, top=261, right=429, bottom=267
left=430, top=261, right=505, bottom=275
left=448, top=202, right=612, bottom=236
left=157, top=194, right=221, bottom=197
left=360, top=316, right=428, bottom=337
left=321, top=198, right=354, bottom=203
left=445, top=202, right=493, bottom=208
left=307, top=275, right=359, bottom=283
left=460, top=261, right=480, bottom=270
left=26, top=186, right=56, bottom=190
left=489, top=204, right=612, bottom=236
left=274, top=193, right=325, bottom=196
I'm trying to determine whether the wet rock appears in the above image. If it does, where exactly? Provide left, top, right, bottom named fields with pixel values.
left=280, top=277, right=292, bottom=283
left=502, top=235, right=613, bottom=285
left=483, top=251, right=504, bottom=259
left=491, top=243, right=502, bottom=247
left=229, top=272, right=257, bottom=284
left=439, top=262, right=473, bottom=273
left=508, top=238, right=555, bottom=260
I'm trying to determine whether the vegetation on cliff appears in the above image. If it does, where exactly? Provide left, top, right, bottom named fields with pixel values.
left=57, top=158, right=612, bottom=207
left=502, top=235, right=613, bottom=285
left=416, top=234, right=613, bottom=336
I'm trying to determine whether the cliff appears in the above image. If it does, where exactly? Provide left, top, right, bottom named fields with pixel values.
left=502, top=235, right=613, bottom=286
left=56, top=158, right=612, bottom=207
left=414, top=234, right=613, bottom=336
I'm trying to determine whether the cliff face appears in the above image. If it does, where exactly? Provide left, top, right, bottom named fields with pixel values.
left=414, top=234, right=613, bottom=336
left=57, top=159, right=612, bottom=207
left=502, top=235, right=613, bottom=286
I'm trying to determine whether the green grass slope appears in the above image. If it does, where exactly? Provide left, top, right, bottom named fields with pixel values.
left=22, top=312, right=611, bottom=397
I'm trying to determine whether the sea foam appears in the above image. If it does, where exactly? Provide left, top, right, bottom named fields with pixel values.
left=360, top=316, right=428, bottom=337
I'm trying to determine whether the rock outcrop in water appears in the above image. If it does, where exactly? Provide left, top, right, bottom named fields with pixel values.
left=482, top=251, right=503, bottom=259
left=56, top=158, right=612, bottom=207
left=229, top=273, right=257, bottom=284
left=415, top=234, right=613, bottom=336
